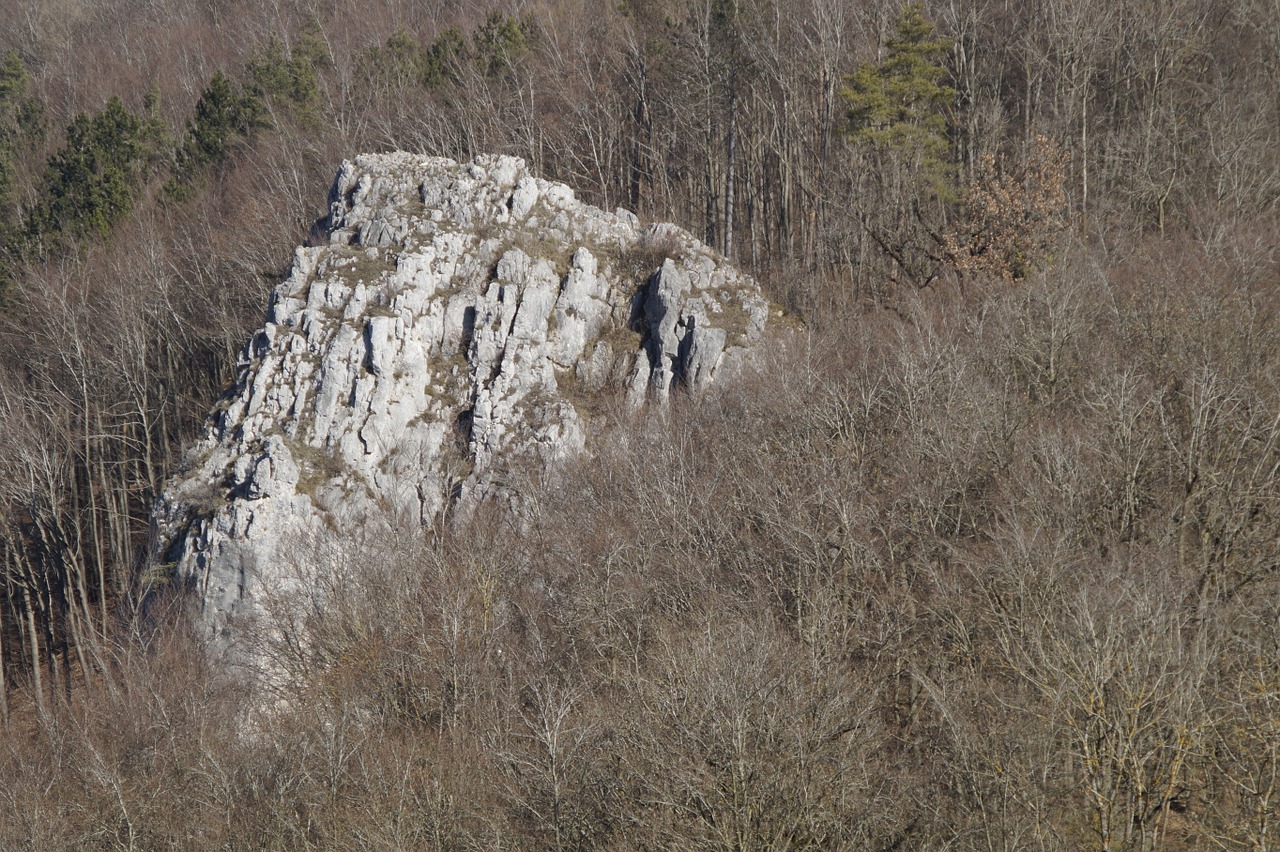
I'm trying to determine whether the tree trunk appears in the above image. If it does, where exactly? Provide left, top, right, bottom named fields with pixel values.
left=19, top=580, right=45, bottom=719
left=724, top=95, right=737, bottom=257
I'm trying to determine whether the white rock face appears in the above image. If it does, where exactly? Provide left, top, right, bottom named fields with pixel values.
left=154, top=153, right=767, bottom=648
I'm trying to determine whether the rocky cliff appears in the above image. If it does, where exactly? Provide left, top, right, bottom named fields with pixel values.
left=154, top=153, right=768, bottom=648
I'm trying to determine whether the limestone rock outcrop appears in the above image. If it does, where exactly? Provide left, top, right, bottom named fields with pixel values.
left=154, top=152, right=768, bottom=646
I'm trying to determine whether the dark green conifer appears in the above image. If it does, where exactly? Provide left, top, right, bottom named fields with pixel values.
left=472, top=14, right=530, bottom=78
left=165, top=71, right=265, bottom=199
left=31, top=97, right=143, bottom=247
left=843, top=3, right=955, bottom=197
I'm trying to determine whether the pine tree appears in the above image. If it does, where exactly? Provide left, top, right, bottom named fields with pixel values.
left=358, top=28, right=429, bottom=95
left=246, top=27, right=328, bottom=125
left=472, top=14, right=531, bottom=78
left=422, top=28, right=468, bottom=89
left=840, top=3, right=957, bottom=293
left=165, top=71, right=265, bottom=200
left=31, top=97, right=143, bottom=247
left=843, top=3, right=955, bottom=197
left=0, top=49, right=43, bottom=294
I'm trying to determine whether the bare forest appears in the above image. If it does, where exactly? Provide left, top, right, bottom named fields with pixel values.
left=1, top=0, right=1279, bottom=847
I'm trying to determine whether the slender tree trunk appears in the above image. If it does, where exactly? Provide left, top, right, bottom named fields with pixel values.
left=630, top=59, right=649, bottom=212
left=0, top=569, right=9, bottom=727
left=725, top=94, right=736, bottom=257
left=1081, top=69, right=1090, bottom=227
left=19, top=580, right=45, bottom=718
left=82, top=391, right=108, bottom=640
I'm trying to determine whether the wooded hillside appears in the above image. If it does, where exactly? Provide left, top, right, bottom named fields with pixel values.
left=0, top=0, right=1278, bottom=847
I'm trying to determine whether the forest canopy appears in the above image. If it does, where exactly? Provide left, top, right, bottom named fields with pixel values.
left=0, top=0, right=1278, bottom=848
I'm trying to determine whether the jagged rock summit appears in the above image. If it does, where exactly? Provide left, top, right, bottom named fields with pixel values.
left=155, top=152, right=768, bottom=646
